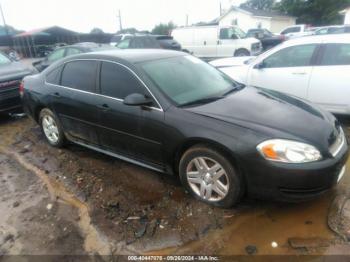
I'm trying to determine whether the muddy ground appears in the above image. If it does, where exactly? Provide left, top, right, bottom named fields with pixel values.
left=1, top=115, right=350, bottom=259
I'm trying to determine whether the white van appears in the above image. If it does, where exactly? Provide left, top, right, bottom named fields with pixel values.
left=171, top=25, right=262, bottom=58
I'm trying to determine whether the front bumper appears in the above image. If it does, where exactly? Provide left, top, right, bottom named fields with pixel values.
left=0, top=91, right=22, bottom=114
left=244, top=143, right=349, bottom=202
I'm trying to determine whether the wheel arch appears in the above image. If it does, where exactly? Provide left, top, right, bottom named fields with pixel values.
left=234, top=48, right=250, bottom=56
left=173, top=137, right=243, bottom=175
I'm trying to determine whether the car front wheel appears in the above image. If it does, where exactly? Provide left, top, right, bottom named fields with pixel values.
left=179, top=145, right=243, bottom=208
left=39, top=108, right=65, bottom=147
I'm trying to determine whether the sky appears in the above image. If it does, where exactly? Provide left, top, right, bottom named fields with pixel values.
left=0, top=0, right=246, bottom=33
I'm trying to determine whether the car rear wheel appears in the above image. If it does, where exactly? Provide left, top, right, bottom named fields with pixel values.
left=39, top=108, right=65, bottom=147
left=179, top=145, right=243, bottom=208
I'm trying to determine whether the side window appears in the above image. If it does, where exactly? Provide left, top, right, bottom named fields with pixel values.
left=281, top=27, right=300, bottom=35
left=143, top=37, right=158, bottom=48
left=47, top=48, right=65, bottom=62
left=65, top=48, right=82, bottom=56
left=263, top=44, right=317, bottom=68
left=61, top=60, right=97, bottom=92
left=100, top=62, right=148, bottom=100
left=219, top=28, right=230, bottom=39
left=117, top=39, right=131, bottom=49
left=316, top=28, right=328, bottom=35
left=131, top=38, right=144, bottom=48
left=328, top=27, right=346, bottom=34
left=46, top=65, right=63, bottom=85
left=320, top=44, right=350, bottom=66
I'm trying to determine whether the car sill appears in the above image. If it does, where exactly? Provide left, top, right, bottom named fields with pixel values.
left=71, top=139, right=165, bottom=173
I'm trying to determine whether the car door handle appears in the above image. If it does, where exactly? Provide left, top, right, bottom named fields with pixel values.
left=97, top=103, right=110, bottom=111
left=292, top=72, right=307, bottom=75
left=204, top=41, right=207, bottom=45
left=53, top=92, right=61, bottom=98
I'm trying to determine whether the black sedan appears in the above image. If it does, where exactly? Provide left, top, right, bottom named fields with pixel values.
left=21, top=50, right=348, bottom=207
left=33, top=42, right=114, bottom=72
left=0, top=51, right=36, bottom=115
left=246, top=29, right=285, bottom=51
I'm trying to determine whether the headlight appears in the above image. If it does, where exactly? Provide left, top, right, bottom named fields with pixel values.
left=257, top=139, right=322, bottom=163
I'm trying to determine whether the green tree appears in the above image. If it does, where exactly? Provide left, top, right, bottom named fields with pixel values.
left=276, top=0, right=350, bottom=25
left=151, top=22, right=176, bottom=35
left=240, top=0, right=276, bottom=10
left=116, top=28, right=138, bottom=34
left=90, top=28, right=104, bottom=34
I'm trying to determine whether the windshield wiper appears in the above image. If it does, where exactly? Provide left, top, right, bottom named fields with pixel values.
left=221, top=83, right=245, bottom=96
left=180, top=96, right=224, bottom=107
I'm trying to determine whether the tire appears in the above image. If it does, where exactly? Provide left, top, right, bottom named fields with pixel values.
left=234, top=49, right=250, bottom=57
left=179, top=145, right=243, bottom=208
left=39, top=108, right=65, bottom=147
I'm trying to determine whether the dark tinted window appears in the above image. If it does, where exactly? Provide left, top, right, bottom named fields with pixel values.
left=46, top=66, right=63, bottom=85
left=61, top=60, right=97, bottom=92
left=321, top=44, right=350, bottom=66
left=100, top=62, right=145, bottom=100
left=328, top=27, right=346, bottom=34
left=263, top=44, right=317, bottom=68
left=130, top=38, right=144, bottom=48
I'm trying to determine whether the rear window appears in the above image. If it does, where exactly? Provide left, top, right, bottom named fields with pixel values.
left=61, top=60, right=97, bottom=92
left=321, top=44, right=350, bottom=66
left=281, top=27, right=300, bottom=34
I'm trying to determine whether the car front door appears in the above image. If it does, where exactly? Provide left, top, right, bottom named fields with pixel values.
left=308, top=43, right=350, bottom=114
left=95, top=61, right=164, bottom=167
left=248, top=44, right=318, bottom=99
left=49, top=60, right=100, bottom=144
left=217, top=27, right=239, bottom=57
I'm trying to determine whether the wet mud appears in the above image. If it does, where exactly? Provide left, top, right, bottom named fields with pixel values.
left=1, top=115, right=350, bottom=256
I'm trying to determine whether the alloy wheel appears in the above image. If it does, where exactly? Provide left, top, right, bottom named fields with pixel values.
left=42, top=115, right=59, bottom=144
left=186, top=157, right=229, bottom=202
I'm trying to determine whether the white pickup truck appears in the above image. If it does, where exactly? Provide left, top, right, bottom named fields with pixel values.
left=172, top=25, right=262, bottom=59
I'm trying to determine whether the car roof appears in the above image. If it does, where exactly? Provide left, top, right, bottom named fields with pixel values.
left=282, top=34, right=350, bottom=46
left=66, top=49, right=186, bottom=64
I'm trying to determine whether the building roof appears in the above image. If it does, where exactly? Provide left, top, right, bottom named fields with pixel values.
left=214, top=6, right=295, bottom=23
left=14, top=26, right=78, bottom=38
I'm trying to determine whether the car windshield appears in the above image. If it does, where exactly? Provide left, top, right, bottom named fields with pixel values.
left=140, top=55, right=242, bottom=106
left=0, top=52, right=11, bottom=65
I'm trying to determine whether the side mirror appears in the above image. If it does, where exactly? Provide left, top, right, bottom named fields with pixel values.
left=230, top=34, right=239, bottom=40
left=123, top=93, right=153, bottom=106
left=254, top=61, right=265, bottom=69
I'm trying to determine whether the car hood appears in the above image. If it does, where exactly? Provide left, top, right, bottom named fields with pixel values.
left=210, top=56, right=255, bottom=68
left=0, top=61, right=33, bottom=81
left=185, top=86, right=338, bottom=151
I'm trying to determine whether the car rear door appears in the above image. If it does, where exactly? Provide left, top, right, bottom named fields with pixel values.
left=49, top=60, right=100, bottom=144
left=308, top=43, right=350, bottom=114
left=248, top=44, right=318, bottom=99
left=95, top=61, right=164, bottom=167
